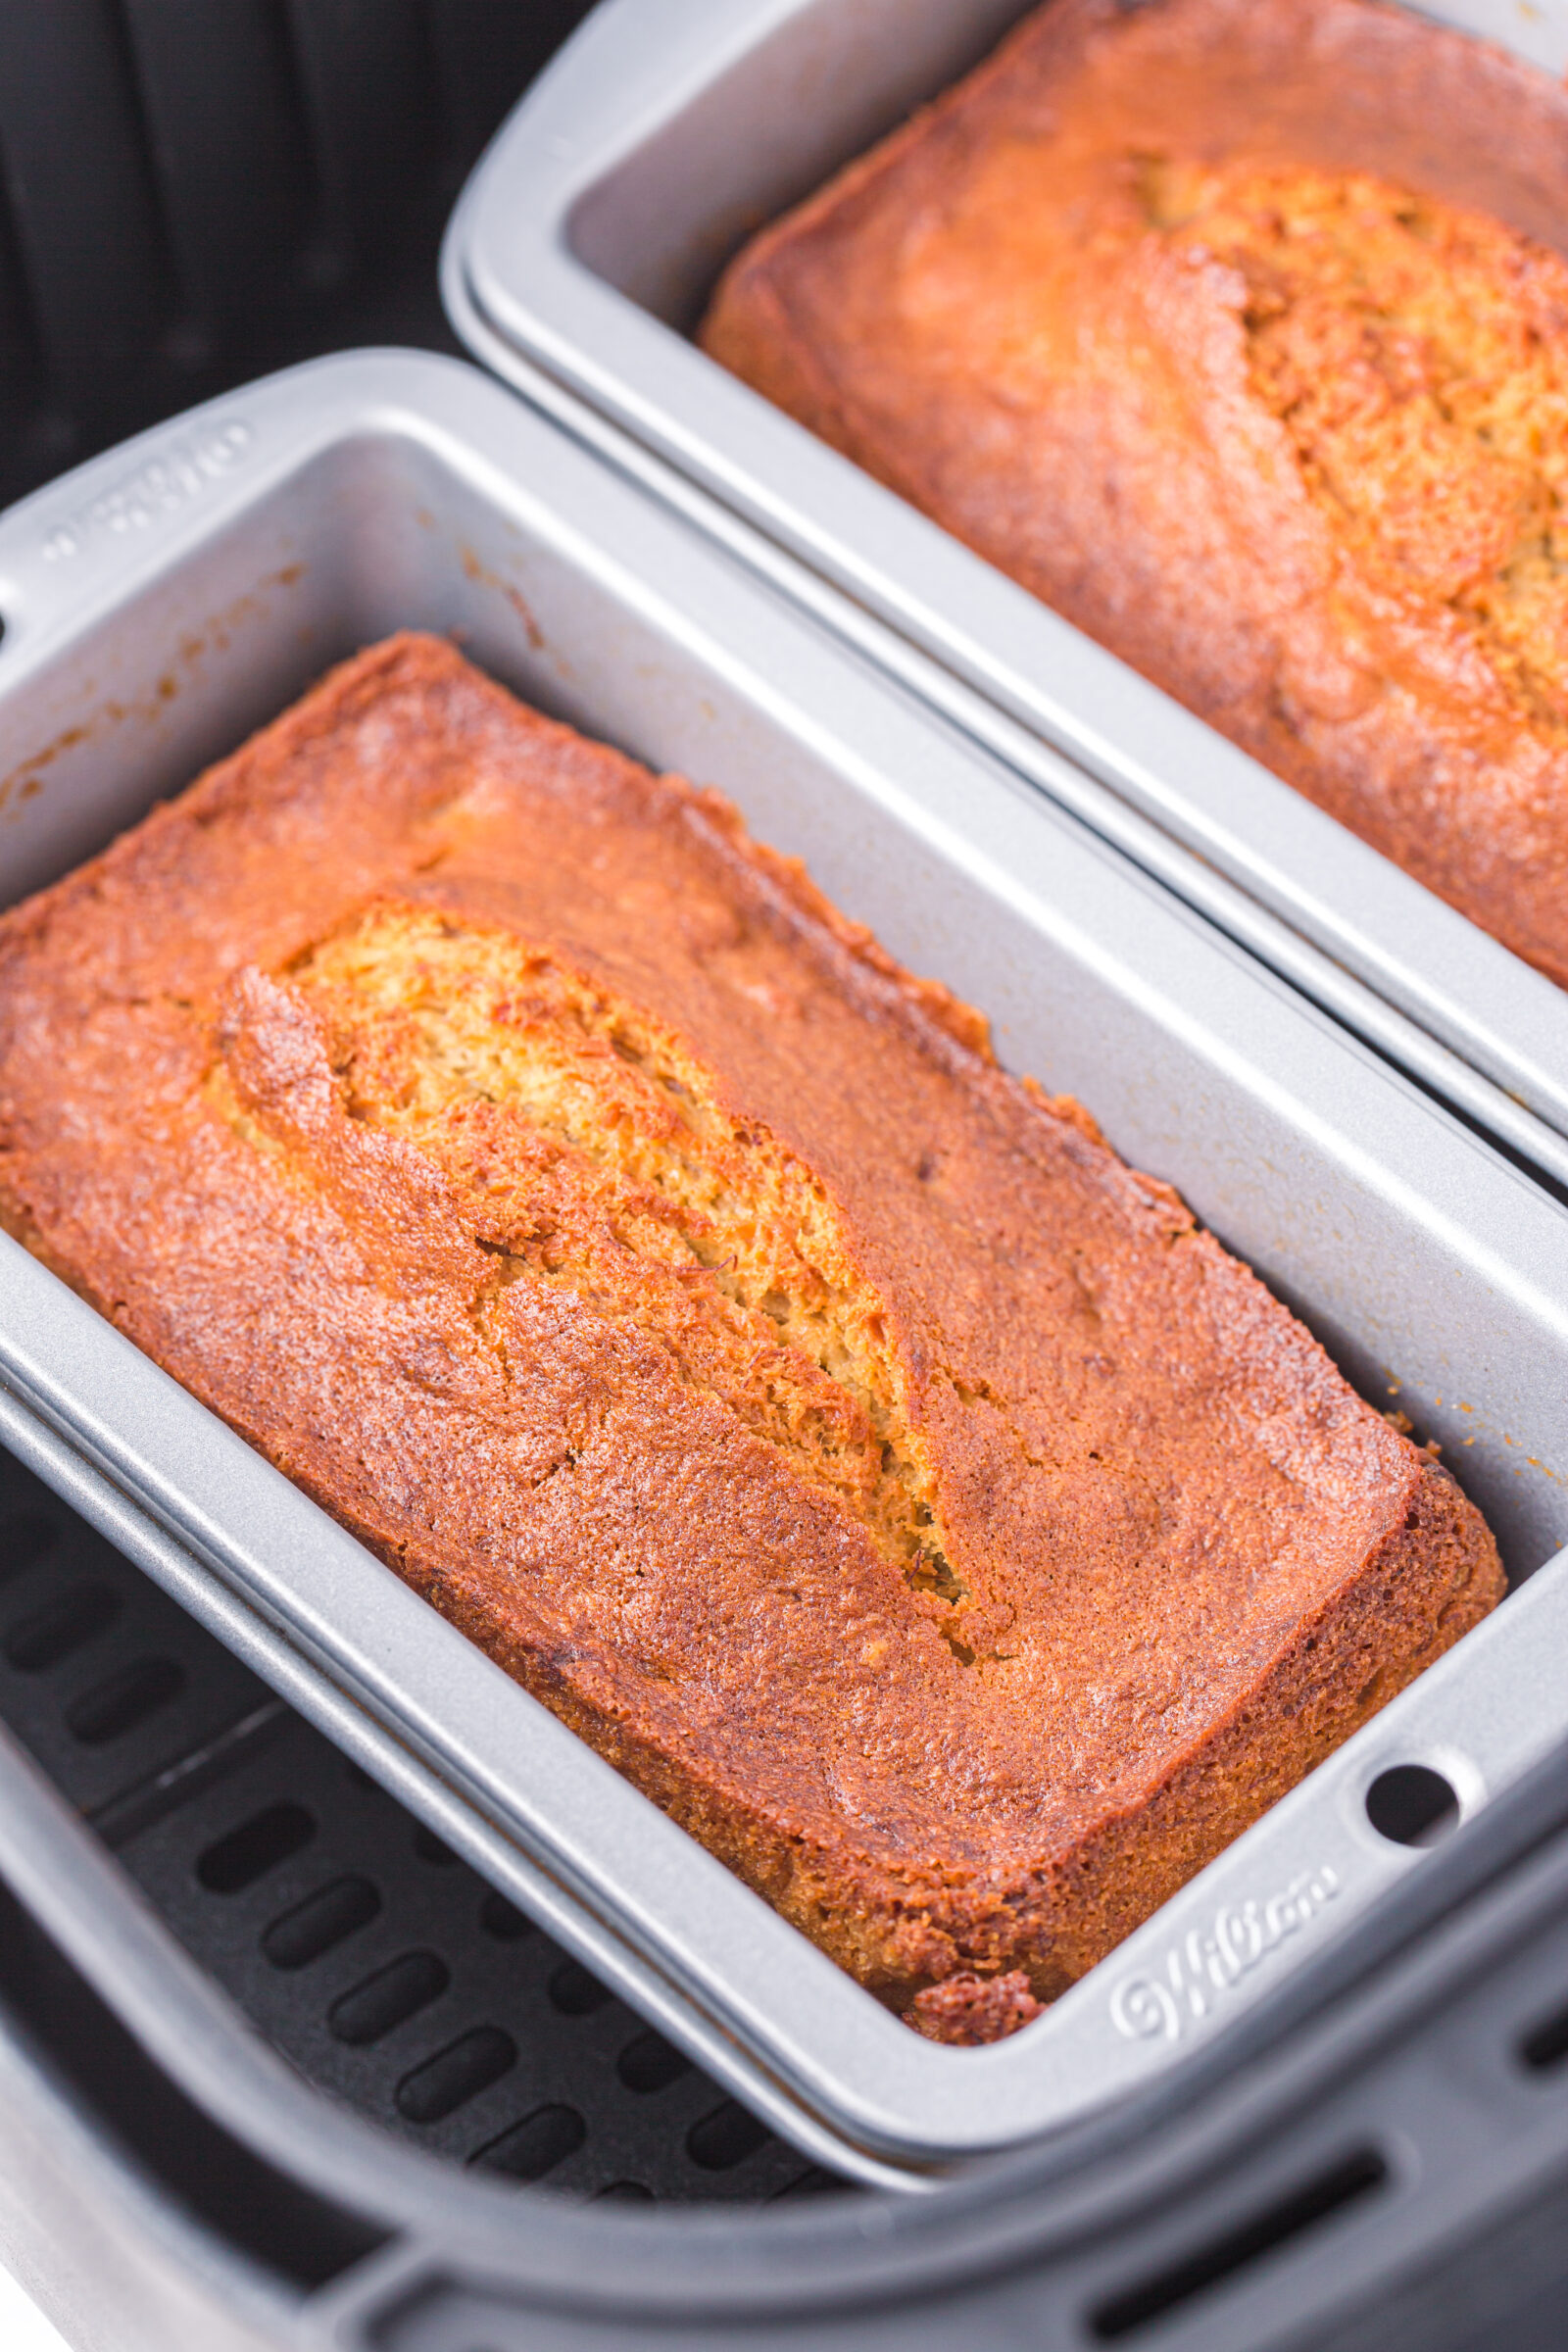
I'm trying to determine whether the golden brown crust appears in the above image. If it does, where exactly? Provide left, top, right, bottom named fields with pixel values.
left=906, top=1971, right=1044, bottom=2046
left=0, top=631, right=1504, bottom=2013
left=701, top=0, right=1568, bottom=989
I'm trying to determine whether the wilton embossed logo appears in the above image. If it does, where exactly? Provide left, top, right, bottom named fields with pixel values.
left=41, top=419, right=253, bottom=561
left=1109, top=1864, right=1342, bottom=2042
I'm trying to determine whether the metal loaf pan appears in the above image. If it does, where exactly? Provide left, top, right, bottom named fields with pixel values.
left=2, top=350, right=1568, bottom=2183
left=441, top=0, right=1568, bottom=1170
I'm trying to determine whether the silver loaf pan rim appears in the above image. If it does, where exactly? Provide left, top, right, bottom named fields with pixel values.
left=440, top=0, right=1568, bottom=1172
left=2, top=347, right=1568, bottom=2180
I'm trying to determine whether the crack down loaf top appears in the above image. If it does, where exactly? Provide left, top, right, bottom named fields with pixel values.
left=702, top=0, right=1568, bottom=992
left=0, top=633, right=1502, bottom=2033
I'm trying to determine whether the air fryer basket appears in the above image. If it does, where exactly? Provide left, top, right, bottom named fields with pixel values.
left=0, top=7, right=1564, bottom=2343
left=0, top=0, right=597, bottom=510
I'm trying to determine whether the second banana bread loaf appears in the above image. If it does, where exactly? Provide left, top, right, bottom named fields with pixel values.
left=702, top=0, right=1568, bottom=990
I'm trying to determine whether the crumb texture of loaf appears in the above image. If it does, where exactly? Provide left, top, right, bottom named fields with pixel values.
left=701, top=0, right=1568, bottom=990
left=0, top=632, right=1504, bottom=2020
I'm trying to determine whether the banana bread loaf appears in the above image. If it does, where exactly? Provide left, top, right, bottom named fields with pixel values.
left=701, top=0, right=1568, bottom=990
left=0, top=633, right=1502, bottom=2028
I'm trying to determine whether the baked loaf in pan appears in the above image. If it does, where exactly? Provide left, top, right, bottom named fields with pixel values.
left=702, top=0, right=1568, bottom=991
left=0, top=634, right=1502, bottom=2033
